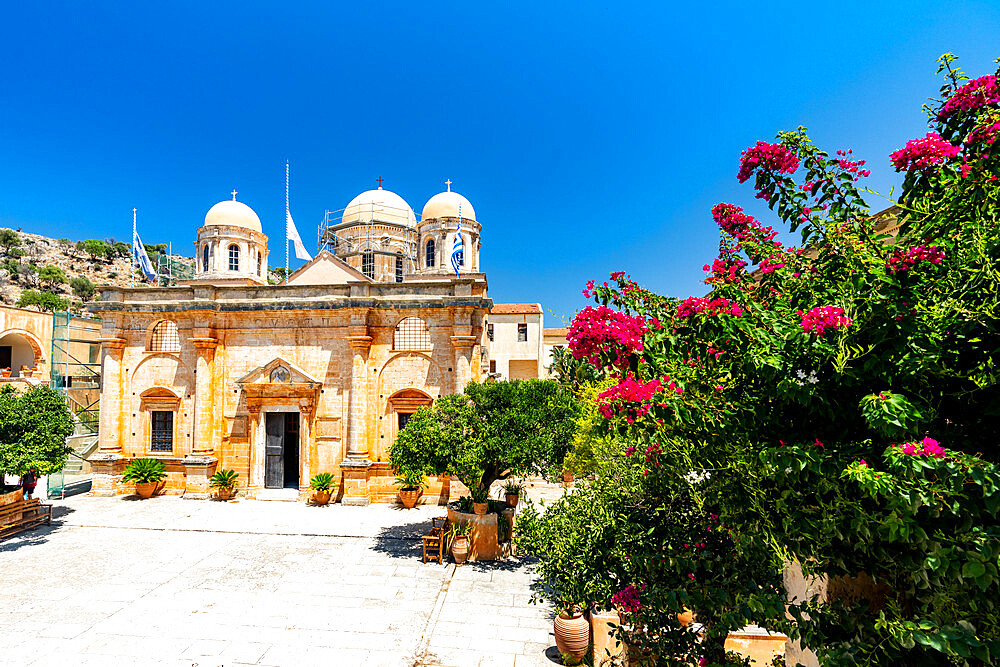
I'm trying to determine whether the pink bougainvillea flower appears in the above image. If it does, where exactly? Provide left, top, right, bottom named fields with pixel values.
left=737, top=141, right=800, bottom=183
left=799, top=306, right=852, bottom=337
left=889, top=132, right=960, bottom=171
left=568, top=306, right=647, bottom=371
left=897, top=436, right=946, bottom=459
left=677, top=296, right=743, bottom=319
left=611, top=584, right=645, bottom=614
left=937, top=74, right=1000, bottom=121
left=598, top=375, right=676, bottom=422
left=886, top=245, right=945, bottom=274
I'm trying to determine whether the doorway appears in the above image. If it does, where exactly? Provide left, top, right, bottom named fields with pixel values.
left=264, top=412, right=299, bottom=489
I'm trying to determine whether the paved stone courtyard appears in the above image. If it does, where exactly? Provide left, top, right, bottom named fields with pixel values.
left=0, top=495, right=560, bottom=667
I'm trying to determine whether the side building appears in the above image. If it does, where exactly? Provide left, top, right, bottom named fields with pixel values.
left=89, top=185, right=490, bottom=504
left=486, top=304, right=544, bottom=380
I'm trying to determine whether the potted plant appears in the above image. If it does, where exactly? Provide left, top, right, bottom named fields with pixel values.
left=121, top=458, right=167, bottom=499
left=209, top=469, right=239, bottom=500
left=446, top=521, right=473, bottom=564
left=470, top=484, right=489, bottom=515
left=309, top=472, right=337, bottom=505
left=503, top=480, right=524, bottom=508
left=554, top=605, right=590, bottom=665
left=1, top=368, right=11, bottom=378
left=394, top=468, right=427, bottom=509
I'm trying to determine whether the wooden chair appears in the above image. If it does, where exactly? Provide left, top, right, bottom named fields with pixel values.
left=422, top=517, right=448, bottom=564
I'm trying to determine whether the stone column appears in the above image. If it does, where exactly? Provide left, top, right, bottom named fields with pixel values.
left=299, top=396, right=315, bottom=498
left=185, top=337, right=219, bottom=499
left=340, top=330, right=372, bottom=505
left=451, top=335, right=476, bottom=393
left=91, top=336, right=127, bottom=496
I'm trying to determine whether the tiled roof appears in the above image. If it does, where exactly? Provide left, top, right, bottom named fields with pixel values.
left=491, top=303, right=542, bottom=314
left=543, top=328, right=568, bottom=338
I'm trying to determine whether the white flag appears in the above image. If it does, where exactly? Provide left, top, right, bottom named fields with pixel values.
left=286, top=211, right=312, bottom=261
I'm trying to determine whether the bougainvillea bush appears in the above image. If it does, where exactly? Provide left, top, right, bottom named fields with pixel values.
left=521, top=55, right=1000, bottom=665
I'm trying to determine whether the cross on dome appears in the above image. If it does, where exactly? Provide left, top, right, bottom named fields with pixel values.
left=375, top=177, right=384, bottom=189
left=445, top=179, right=452, bottom=192
left=231, top=189, right=238, bottom=200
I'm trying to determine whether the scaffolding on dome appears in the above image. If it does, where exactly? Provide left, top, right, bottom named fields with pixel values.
left=318, top=201, right=419, bottom=281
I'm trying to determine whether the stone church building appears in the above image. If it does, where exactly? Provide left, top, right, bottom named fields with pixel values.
left=89, top=183, right=490, bottom=504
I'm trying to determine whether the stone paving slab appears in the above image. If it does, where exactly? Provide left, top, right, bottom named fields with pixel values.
left=0, top=495, right=559, bottom=667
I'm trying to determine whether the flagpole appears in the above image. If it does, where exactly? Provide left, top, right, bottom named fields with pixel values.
left=131, top=208, right=136, bottom=288
left=285, top=160, right=290, bottom=284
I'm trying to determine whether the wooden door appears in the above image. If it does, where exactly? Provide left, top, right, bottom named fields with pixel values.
left=264, top=413, right=284, bottom=489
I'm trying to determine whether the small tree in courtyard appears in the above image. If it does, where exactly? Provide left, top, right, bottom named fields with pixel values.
left=0, top=384, right=74, bottom=483
left=389, top=379, right=578, bottom=496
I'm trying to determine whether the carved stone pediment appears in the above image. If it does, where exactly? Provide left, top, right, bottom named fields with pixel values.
left=235, top=357, right=321, bottom=413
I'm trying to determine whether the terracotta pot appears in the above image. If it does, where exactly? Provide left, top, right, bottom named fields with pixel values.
left=676, top=608, right=694, bottom=626
left=504, top=493, right=519, bottom=508
left=561, top=471, right=575, bottom=487
left=473, top=501, right=488, bottom=515
left=135, top=482, right=157, bottom=499
left=313, top=490, right=331, bottom=505
left=399, top=488, right=420, bottom=509
left=1, top=369, right=10, bottom=378
left=554, top=608, right=590, bottom=664
left=215, top=487, right=235, bottom=501
left=451, top=535, right=469, bottom=564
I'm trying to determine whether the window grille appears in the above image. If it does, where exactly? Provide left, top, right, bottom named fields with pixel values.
left=395, top=255, right=404, bottom=283
left=393, top=317, right=431, bottom=351
left=425, top=239, right=435, bottom=267
left=151, top=410, right=173, bottom=452
left=490, top=360, right=496, bottom=373
left=487, top=323, right=494, bottom=341
left=362, top=251, right=374, bottom=279
left=149, top=321, right=181, bottom=352
left=228, top=244, right=240, bottom=272
left=202, top=245, right=210, bottom=272
left=518, top=323, right=528, bottom=342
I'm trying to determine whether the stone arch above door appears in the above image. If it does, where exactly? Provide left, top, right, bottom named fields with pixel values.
left=377, top=352, right=443, bottom=400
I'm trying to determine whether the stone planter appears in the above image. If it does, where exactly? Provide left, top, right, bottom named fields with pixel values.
left=590, top=609, right=626, bottom=667
left=312, top=490, right=331, bottom=505
left=554, top=608, right=590, bottom=665
left=135, top=482, right=159, bottom=499
left=447, top=507, right=513, bottom=561
left=504, top=493, right=519, bottom=508
left=399, top=488, right=420, bottom=509
left=450, top=535, right=469, bottom=564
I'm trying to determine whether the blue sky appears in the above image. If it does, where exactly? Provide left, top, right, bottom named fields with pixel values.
left=0, top=1, right=998, bottom=323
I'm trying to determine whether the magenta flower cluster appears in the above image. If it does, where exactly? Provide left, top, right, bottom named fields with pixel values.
left=890, top=132, right=960, bottom=172
left=835, top=149, right=871, bottom=180
left=937, top=74, right=1000, bottom=121
left=598, top=375, right=679, bottom=422
left=898, top=437, right=946, bottom=459
left=677, top=296, right=744, bottom=319
left=799, top=306, right=852, bottom=337
left=611, top=584, right=645, bottom=614
left=568, top=306, right=647, bottom=371
left=887, top=245, right=945, bottom=274
left=703, top=257, right=747, bottom=285
left=968, top=121, right=1000, bottom=146
left=737, top=141, right=800, bottom=183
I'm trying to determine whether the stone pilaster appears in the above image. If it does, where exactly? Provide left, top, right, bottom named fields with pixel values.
left=182, top=456, right=217, bottom=499
left=92, top=336, right=126, bottom=496
left=191, top=338, right=218, bottom=457
left=451, top=335, right=477, bottom=393
left=341, top=329, right=372, bottom=505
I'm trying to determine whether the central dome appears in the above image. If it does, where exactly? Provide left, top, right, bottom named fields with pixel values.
left=204, top=199, right=262, bottom=233
left=421, top=190, right=476, bottom=221
left=342, top=187, right=416, bottom=227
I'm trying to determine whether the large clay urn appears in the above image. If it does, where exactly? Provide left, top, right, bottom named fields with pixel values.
left=554, top=608, right=590, bottom=665
left=451, top=535, right=469, bottom=564
left=312, top=490, right=331, bottom=505
left=399, top=488, right=420, bottom=509
left=135, top=482, right=157, bottom=499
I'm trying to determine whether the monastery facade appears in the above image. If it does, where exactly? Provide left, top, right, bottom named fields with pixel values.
left=89, top=184, right=490, bottom=504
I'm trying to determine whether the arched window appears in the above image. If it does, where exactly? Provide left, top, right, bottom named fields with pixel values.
left=362, top=251, right=374, bottom=279
left=148, top=321, right=181, bottom=352
left=393, top=317, right=431, bottom=351
left=202, top=245, right=210, bottom=272
left=425, top=239, right=435, bottom=268
left=228, top=244, right=240, bottom=272
left=395, top=255, right=403, bottom=283
left=257, top=254, right=262, bottom=276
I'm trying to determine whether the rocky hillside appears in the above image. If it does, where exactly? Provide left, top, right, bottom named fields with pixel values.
left=0, top=228, right=195, bottom=313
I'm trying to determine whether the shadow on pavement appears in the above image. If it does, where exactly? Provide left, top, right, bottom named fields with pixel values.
left=0, top=504, right=76, bottom=552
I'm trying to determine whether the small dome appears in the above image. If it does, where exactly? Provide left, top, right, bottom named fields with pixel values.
left=422, top=190, right=476, bottom=222
left=342, top=187, right=416, bottom=227
left=204, top=199, right=262, bottom=233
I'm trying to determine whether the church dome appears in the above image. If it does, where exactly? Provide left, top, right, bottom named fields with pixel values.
left=204, top=198, right=262, bottom=233
left=342, top=187, right=416, bottom=227
left=422, top=190, right=476, bottom=222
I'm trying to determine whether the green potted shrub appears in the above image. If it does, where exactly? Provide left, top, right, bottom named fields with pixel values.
left=121, top=458, right=167, bottom=499
left=209, top=469, right=239, bottom=500
left=470, top=484, right=489, bottom=515
left=446, top=521, right=473, bottom=564
left=502, top=480, right=524, bottom=508
left=309, top=472, right=337, bottom=505
left=394, top=468, right=427, bottom=509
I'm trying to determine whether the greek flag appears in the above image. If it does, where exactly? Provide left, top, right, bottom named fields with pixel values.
left=132, top=229, right=156, bottom=281
left=450, top=230, right=464, bottom=277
